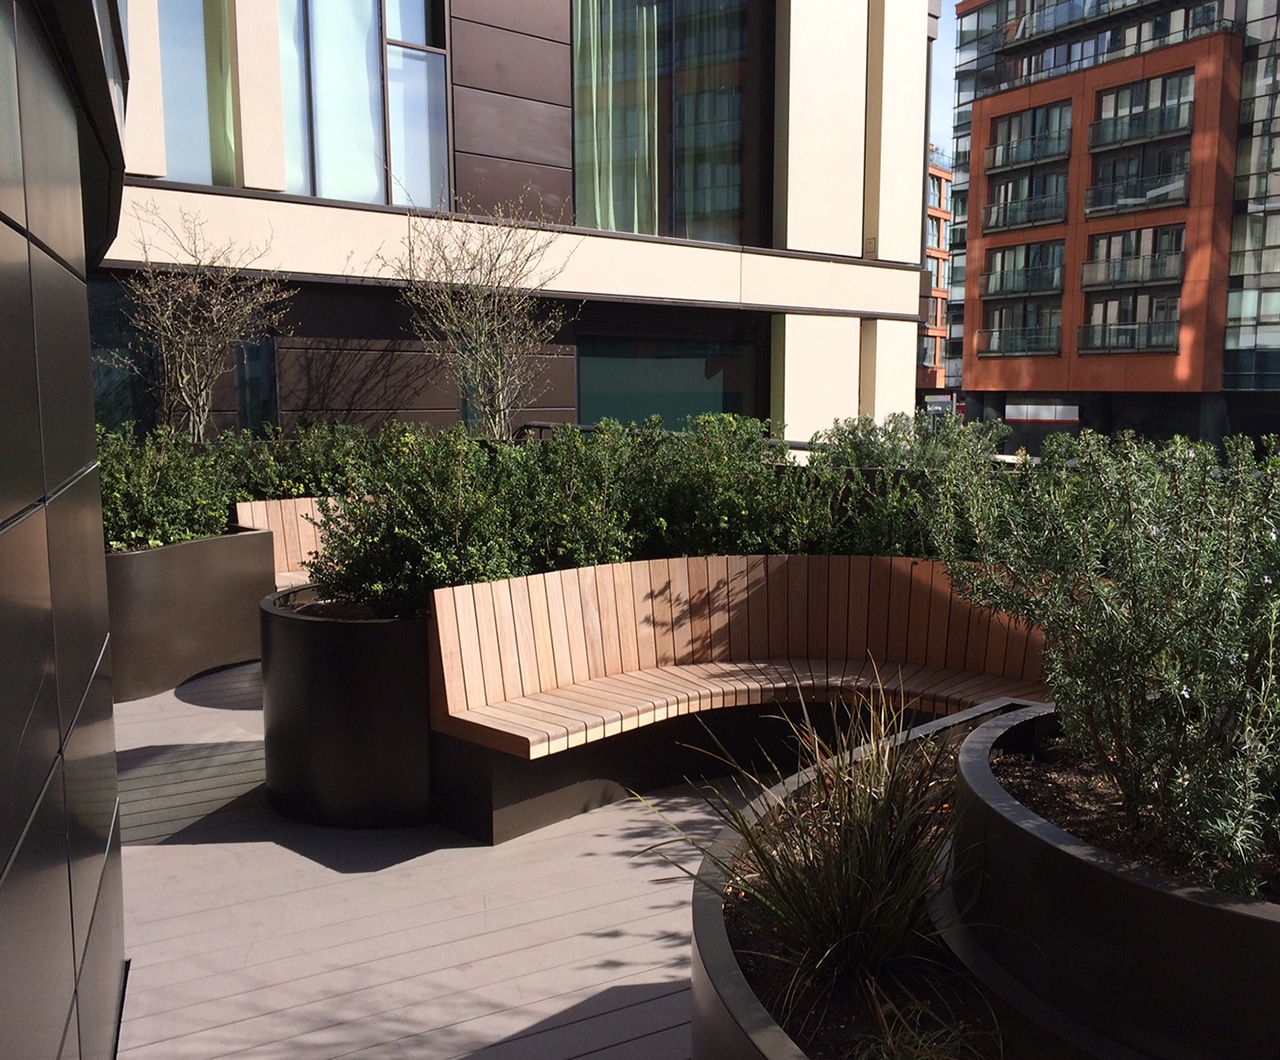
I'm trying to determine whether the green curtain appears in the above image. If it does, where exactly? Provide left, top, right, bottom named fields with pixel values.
left=573, top=0, right=662, bottom=235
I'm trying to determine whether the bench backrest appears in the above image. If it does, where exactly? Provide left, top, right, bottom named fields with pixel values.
left=430, top=556, right=1044, bottom=722
left=234, top=498, right=324, bottom=575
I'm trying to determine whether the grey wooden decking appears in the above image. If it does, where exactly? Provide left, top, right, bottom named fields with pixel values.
left=114, top=664, right=723, bottom=1059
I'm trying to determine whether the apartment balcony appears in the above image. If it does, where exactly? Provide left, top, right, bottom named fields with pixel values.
left=984, top=129, right=1072, bottom=173
left=986, top=0, right=1170, bottom=54
left=983, top=192, right=1067, bottom=232
left=1083, top=173, right=1188, bottom=215
left=980, top=265, right=1065, bottom=298
left=1089, top=102, right=1192, bottom=151
left=1077, top=320, right=1180, bottom=352
left=977, top=326, right=1062, bottom=357
left=949, top=223, right=968, bottom=250
left=1080, top=252, right=1184, bottom=288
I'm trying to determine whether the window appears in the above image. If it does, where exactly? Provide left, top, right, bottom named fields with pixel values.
left=278, top=0, right=447, bottom=208
left=578, top=337, right=760, bottom=424
left=927, top=216, right=942, bottom=248
left=572, top=0, right=772, bottom=246
left=157, top=0, right=235, bottom=185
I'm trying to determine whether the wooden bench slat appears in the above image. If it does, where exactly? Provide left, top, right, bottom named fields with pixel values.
left=509, top=576, right=542, bottom=697
left=490, top=578, right=526, bottom=700
left=726, top=555, right=750, bottom=661
left=472, top=581, right=508, bottom=706
left=431, top=590, right=469, bottom=724
left=576, top=565, right=608, bottom=680
left=649, top=558, right=677, bottom=667
left=525, top=573, right=558, bottom=694
left=611, top=563, right=640, bottom=674
left=745, top=556, right=769, bottom=660
left=787, top=555, right=808, bottom=659
left=806, top=555, right=829, bottom=661
left=297, top=498, right=320, bottom=563
left=766, top=555, right=789, bottom=659
left=542, top=570, right=576, bottom=689
left=631, top=561, right=659, bottom=670
left=846, top=555, right=871, bottom=662
left=687, top=556, right=713, bottom=664
left=965, top=603, right=993, bottom=674
left=706, top=555, right=731, bottom=662
left=594, top=564, right=623, bottom=676
left=669, top=557, right=696, bottom=665
left=560, top=568, right=592, bottom=684
left=906, top=558, right=934, bottom=666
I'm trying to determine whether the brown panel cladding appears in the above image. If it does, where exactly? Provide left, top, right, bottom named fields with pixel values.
left=454, top=153, right=572, bottom=220
left=451, top=19, right=570, bottom=107
left=453, top=86, right=572, bottom=169
left=963, top=31, right=1242, bottom=398
left=450, top=0, right=570, bottom=42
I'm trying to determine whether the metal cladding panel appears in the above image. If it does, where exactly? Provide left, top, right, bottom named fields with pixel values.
left=73, top=814, right=124, bottom=1060
left=0, top=220, right=41, bottom=525
left=14, top=2, right=83, bottom=275
left=451, top=0, right=570, bottom=42
left=62, top=667, right=116, bottom=969
left=46, top=469, right=110, bottom=733
left=0, top=1, right=23, bottom=228
left=0, top=761, right=76, bottom=1060
left=452, top=86, right=572, bottom=169
left=0, top=506, right=60, bottom=873
left=31, top=246, right=95, bottom=495
left=454, top=153, right=572, bottom=220
left=451, top=19, right=570, bottom=106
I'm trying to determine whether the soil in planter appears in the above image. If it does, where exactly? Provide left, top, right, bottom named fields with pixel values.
left=991, top=739, right=1280, bottom=901
left=284, top=599, right=385, bottom=620
left=723, top=880, right=1003, bottom=1059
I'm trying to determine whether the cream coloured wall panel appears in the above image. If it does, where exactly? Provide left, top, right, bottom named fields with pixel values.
left=863, top=0, right=930, bottom=265
left=228, top=0, right=286, bottom=192
left=122, top=0, right=165, bottom=178
left=858, top=318, right=917, bottom=419
left=775, top=1, right=867, bottom=257
left=770, top=314, right=863, bottom=440
left=740, top=253, right=919, bottom=317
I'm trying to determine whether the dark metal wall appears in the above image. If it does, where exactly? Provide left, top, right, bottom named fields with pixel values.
left=0, top=1, right=126, bottom=1056
left=449, top=0, right=573, bottom=219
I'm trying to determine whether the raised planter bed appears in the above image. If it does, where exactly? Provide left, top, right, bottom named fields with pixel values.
left=944, top=704, right=1280, bottom=1060
left=690, top=701, right=1031, bottom=1060
left=260, top=587, right=432, bottom=827
left=106, top=527, right=275, bottom=701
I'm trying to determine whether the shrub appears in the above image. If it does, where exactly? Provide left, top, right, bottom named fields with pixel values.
left=513, top=421, right=637, bottom=572
left=664, top=693, right=988, bottom=1054
left=936, top=430, right=1280, bottom=892
left=216, top=422, right=373, bottom=501
left=97, top=425, right=235, bottom=551
left=305, top=423, right=521, bottom=618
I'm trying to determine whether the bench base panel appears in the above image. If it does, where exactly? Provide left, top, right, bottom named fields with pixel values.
left=431, top=701, right=941, bottom=844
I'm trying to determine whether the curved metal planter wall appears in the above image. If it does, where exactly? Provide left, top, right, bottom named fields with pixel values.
left=260, top=588, right=431, bottom=828
left=949, top=705, right=1280, bottom=1060
left=105, top=528, right=275, bottom=701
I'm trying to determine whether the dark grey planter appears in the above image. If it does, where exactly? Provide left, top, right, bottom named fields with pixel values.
left=690, top=701, right=1025, bottom=1060
left=946, top=704, right=1280, bottom=1060
left=260, top=587, right=431, bottom=827
left=106, top=527, right=275, bottom=701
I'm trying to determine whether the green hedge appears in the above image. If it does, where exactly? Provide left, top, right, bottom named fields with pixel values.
left=97, top=413, right=1007, bottom=609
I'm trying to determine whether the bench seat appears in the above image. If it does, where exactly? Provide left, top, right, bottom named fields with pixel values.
left=430, top=555, right=1047, bottom=761
left=234, top=498, right=325, bottom=590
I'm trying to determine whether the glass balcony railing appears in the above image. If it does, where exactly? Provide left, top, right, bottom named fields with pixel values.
left=1231, top=248, right=1280, bottom=276
left=983, top=0, right=1184, bottom=54
left=1084, top=172, right=1188, bottom=214
left=1077, top=320, right=1180, bottom=352
left=977, top=326, right=1062, bottom=356
left=1089, top=102, right=1192, bottom=151
left=984, top=129, right=1072, bottom=172
left=983, top=192, right=1067, bottom=231
left=980, top=265, right=1064, bottom=297
left=1080, top=252, right=1183, bottom=287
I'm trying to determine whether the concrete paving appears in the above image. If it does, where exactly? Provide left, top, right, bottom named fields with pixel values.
left=114, top=665, right=724, bottom=1059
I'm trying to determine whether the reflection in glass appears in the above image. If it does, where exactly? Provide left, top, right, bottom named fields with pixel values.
left=277, top=0, right=313, bottom=194
left=311, top=0, right=385, bottom=204
left=388, top=47, right=448, bottom=208
left=385, top=0, right=426, bottom=44
left=157, top=0, right=213, bottom=183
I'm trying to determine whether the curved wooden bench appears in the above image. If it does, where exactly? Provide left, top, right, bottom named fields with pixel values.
left=426, top=556, right=1048, bottom=842
left=430, top=555, right=1046, bottom=760
left=234, top=498, right=325, bottom=590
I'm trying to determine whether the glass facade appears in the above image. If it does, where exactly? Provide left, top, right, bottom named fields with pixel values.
left=578, top=337, right=759, bottom=425
left=157, top=0, right=235, bottom=185
left=277, top=0, right=447, bottom=208
left=572, top=0, right=770, bottom=246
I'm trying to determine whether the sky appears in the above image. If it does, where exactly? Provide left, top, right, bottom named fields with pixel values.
left=930, top=2, right=958, bottom=153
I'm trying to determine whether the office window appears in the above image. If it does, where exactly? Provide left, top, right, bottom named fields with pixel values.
left=578, top=337, right=759, bottom=424
left=572, top=0, right=772, bottom=246
left=278, top=0, right=447, bottom=208
left=157, top=0, right=235, bottom=185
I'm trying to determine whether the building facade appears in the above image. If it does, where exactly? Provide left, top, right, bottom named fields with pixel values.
left=98, top=0, right=940, bottom=441
left=952, top=0, right=1280, bottom=449
left=0, top=1, right=129, bottom=1056
left=919, top=145, right=956, bottom=409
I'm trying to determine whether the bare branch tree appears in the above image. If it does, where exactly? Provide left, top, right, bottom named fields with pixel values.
left=115, top=201, right=294, bottom=441
left=389, top=196, right=571, bottom=441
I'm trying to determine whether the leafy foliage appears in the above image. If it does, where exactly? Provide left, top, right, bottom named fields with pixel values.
left=215, top=423, right=374, bottom=501
left=936, top=430, right=1280, bottom=892
left=97, top=425, right=234, bottom=551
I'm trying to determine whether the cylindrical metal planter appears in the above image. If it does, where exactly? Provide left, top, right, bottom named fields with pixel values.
left=260, top=588, right=431, bottom=827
